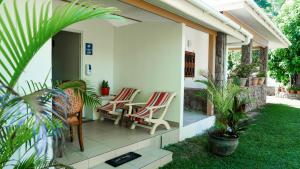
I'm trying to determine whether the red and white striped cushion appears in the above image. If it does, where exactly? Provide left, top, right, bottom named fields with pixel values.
left=98, top=88, right=137, bottom=112
left=129, top=92, right=171, bottom=123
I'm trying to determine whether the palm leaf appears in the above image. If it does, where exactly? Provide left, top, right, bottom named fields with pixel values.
left=0, top=0, right=119, bottom=91
left=56, top=80, right=101, bottom=109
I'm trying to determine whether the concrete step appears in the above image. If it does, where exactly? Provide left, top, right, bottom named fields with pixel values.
left=89, top=148, right=172, bottom=169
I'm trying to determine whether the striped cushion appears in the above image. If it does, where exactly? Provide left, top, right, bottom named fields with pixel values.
left=129, top=92, right=171, bottom=123
left=98, top=88, right=137, bottom=112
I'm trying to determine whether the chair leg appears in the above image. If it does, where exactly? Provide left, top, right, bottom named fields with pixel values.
left=69, top=126, right=73, bottom=142
left=150, top=123, right=160, bottom=135
left=130, top=122, right=137, bottom=130
left=114, top=115, right=122, bottom=125
left=77, top=125, right=84, bottom=152
left=161, top=120, right=171, bottom=130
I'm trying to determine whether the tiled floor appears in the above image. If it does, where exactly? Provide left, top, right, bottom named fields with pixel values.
left=183, top=111, right=208, bottom=126
left=56, top=119, right=177, bottom=165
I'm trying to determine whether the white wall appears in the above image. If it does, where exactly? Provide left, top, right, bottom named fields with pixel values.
left=184, top=26, right=209, bottom=89
left=53, top=0, right=115, bottom=92
left=114, top=22, right=184, bottom=123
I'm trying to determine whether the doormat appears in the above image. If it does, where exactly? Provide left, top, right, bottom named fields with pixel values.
left=105, top=152, right=141, bottom=167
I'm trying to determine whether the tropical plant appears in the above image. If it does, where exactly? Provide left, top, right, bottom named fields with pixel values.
left=231, top=63, right=257, bottom=78
left=0, top=0, right=118, bottom=168
left=256, top=71, right=266, bottom=78
left=56, top=80, right=101, bottom=109
left=269, top=0, right=300, bottom=86
left=196, top=74, right=250, bottom=137
left=228, top=50, right=241, bottom=71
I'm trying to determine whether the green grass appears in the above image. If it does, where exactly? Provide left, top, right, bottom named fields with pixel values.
left=162, top=104, right=300, bottom=169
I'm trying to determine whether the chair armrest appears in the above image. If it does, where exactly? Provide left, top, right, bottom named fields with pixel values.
left=146, top=105, right=167, bottom=110
left=125, top=103, right=147, bottom=116
left=125, top=103, right=147, bottom=106
left=109, top=100, right=131, bottom=104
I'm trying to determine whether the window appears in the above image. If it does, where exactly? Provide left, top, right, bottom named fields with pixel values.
left=185, top=51, right=195, bottom=77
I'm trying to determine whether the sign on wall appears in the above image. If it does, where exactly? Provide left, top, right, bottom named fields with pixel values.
left=85, top=43, right=93, bottom=55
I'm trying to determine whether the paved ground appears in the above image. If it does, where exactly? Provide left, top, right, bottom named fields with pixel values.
left=267, top=96, right=300, bottom=108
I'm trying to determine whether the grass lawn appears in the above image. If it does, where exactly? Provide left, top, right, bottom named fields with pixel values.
left=162, top=104, right=300, bottom=169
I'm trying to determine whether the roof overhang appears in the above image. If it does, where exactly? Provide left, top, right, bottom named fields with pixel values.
left=144, top=0, right=253, bottom=45
left=203, top=0, right=291, bottom=49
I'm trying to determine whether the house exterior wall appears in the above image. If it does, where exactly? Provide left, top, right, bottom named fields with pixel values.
left=53, top=0, right=115, bottom=92
left=184, top=26, right=209, bottom=89
left=113, top=22, right=184, bottom=123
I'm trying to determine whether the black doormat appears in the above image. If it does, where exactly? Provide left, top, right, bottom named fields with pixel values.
left=105, top=152, right=141, bottom=167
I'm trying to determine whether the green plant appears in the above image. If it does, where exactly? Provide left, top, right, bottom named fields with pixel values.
left=56, top=80, right=102, bottom=109
left=101, top=80, right=110, bottom=88
left=232, top=63, right=257, bottom=78
left=196, top=76, right=250, bottom=137
left=256, top=71, right=266, bottom=78
left=0, top=0, right=118, bottom=168
left=269, top=0, right=300, bottom=85
left=287, top=85, right=298, bottom=91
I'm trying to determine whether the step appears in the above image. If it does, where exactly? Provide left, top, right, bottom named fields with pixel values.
left=68, top=129, right=179, bottom=169
left=87, top=148, right=172, bottom=169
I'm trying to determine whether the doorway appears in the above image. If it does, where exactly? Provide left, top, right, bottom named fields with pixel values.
left=52, top=31, right=81, bottom=82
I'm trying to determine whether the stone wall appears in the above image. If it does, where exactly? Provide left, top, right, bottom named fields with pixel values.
left=184, top=88, right=207, bottom=113
left=243, top=86, right=267, bottom=112
left=184, top=86, right=267, bottom=114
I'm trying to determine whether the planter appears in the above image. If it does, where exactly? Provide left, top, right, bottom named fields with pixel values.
left=297, top=91, right=300, bottom=95
left=208, top=133, right=239, bottom=156
left=258, top=77, right=265, bottom=85
left=251, top=77, right=259, bottom=86
left=239, top=78, right=248, bottom=87
left=101, top=87, right=110, bottom=96
left=288, top=90, right=295, bottom=94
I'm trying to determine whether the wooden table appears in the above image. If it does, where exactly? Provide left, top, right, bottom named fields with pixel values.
left=119, top=105, right=143, bottom=127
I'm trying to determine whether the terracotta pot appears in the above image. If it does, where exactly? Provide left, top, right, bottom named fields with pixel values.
left=101, top=87, right=110, bottom=96
left=258, top=77, right=265, bottom=85
left=297, top=91, right=300, bottom=95
left=252, top=78, right=259, bottom=86
left=289, top=90, right=295, bottom=94
left=209, top=133, right=239, bottom=156
left=240, top=78, right=248, bottom=87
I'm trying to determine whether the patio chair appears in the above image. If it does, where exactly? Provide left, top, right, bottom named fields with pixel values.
left=97, top=88, right=140, bottom=125
left=126, top=92, right=176, bottom=135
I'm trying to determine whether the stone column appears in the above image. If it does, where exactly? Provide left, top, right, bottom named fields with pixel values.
left=260, top=47, right=268, bottom=84
left=215, top=32, right=227, bottom=87
left=241, top=39, right=253, bottom=65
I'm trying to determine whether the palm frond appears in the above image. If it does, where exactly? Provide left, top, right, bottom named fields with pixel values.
left=0, top=0, right=119, bottom=91
left=0, top=81, right=68, bottom=168
left=56, top=80, right=101, bottom=109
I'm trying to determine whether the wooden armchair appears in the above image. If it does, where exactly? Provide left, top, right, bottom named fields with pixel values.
left=126, top=92, right=176, bottom=135
left=54, top=81, right=86, bottom=152
left=97, top=88, right=140, bottom=125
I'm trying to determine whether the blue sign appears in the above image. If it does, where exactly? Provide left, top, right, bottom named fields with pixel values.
left=85, top=43, right=93, bottom=55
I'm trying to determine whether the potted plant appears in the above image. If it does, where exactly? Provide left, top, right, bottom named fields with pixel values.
left=296, top=87, right=300, bottom=95
left=287, top=86, right=296, bottom=94
left=256, top=71, right=266, bottom=85
left=197, top=76, right=251, bottom=156
left=232, top=64, right=256, bottom=87
left=101, top=80, right=110, bottom=96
